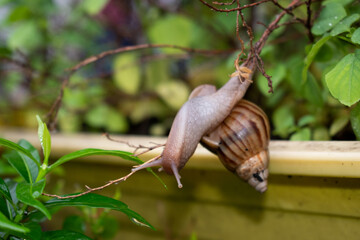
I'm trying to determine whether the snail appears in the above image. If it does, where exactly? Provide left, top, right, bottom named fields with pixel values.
left=199, top=99, right=270, bottom=193
left=131, top=60, right=256, bottom=188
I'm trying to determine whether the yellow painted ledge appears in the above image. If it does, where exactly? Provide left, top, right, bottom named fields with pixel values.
left=2, top=129, right=360, bottom=240
left=1, top=128, right=360, bottom=178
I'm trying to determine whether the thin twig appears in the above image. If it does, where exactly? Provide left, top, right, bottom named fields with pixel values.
left=104, top=133, right=165, bottom=157
left=69, top=43, right=235, bottom=72
left=306, top=0, right=314, bottom=42
left=42, top=171, right=135, bottom=199
left=198, top=0, right=271, bottom=12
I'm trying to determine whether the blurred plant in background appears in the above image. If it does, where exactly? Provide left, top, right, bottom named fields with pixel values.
left=0, top=0, right=359, bottom=140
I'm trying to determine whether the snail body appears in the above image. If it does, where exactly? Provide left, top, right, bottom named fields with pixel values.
left=200, top=99, right=270, bottom=193
left=131, top=64, right=255, bottom=188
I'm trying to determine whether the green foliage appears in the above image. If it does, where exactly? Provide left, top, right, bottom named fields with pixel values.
left=311, top=2, right=346, bottom=36
left=1, top=0, right=360, bottom=141
left=325, top=50, right=360, bottom=106
left=0, top=118, right=157, bottom=239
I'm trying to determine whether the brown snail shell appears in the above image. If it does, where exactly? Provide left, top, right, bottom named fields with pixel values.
left=200, top=99, right=270, bottom=193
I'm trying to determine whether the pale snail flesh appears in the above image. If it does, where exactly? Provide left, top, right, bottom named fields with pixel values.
left=200, top=99, right=270, bottom=193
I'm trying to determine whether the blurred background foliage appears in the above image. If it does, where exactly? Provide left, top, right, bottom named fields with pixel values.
left=0, top=0, right=360, bottom=140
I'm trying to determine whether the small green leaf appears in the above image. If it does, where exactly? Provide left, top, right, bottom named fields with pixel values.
left=62, top=216, right=86, bottom=234
left=351, top=28, right=360, bottom=44
left=272, top=105, right=296, bottom=138
left=113, top=53, right=141, bottom=95
left=16, top=182, right=51, bottom=220
left=350, top=102, right=360, bottom=139
left=330, top=115, right=350, bottom=136
left=325, top=50, right=360, bottom=106
left=42, top=230, right=91, bottom=240
left=45, top=193, right=155, bottom=230
left=82, top=0, right=109, bottom=15
left=290, top=128, right=311, bottom=141
left=302, top=35, right=332, bottom=82
left=311, top=2, right=346, bottom=36
left=0, top=211, right=29, bottom=233
left=330, top=14, right=360, bottom=36
left=7, top=21, right=42, bottom=51
left=0, top=138, right=40, bottom=167
left=36, top=116, right=51, bottom=164
left=298, top=115, right=316, bottom=127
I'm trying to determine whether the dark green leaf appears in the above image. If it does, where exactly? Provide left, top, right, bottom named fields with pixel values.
left=62, top=216, right=86, bottom=234
left=0, top=211, right=29, bottom=233
left=325, top=50, right=360, bottom=106
left=48, top=149, right=142, bottom=172
left=18, top=140, right=40, bottom=164
left=42, top=230, right=91, bottom=240
left=4, top=151, right=32, bottom=184
left=0, top=178, right=12, bottom=203
left=18, top=140, right=40, bottom=183
left=303, top=73, right=324, bottom=107
left=302, top=35, right=332, bottom=82
left=23, top=222, right=42, bottom=240
left=351, top=28, right=360, bottom=44
left=311, top=2, right=346, bottom=35
left=31, top=180, right=46, bottom=198
left=350, top=102, right=360, bottom=140
left=0, top=138, right=40, bottom=167
left=36, top=116, right=51, bottom=164
left=0, top=197, right=11, bottom=219
left=45, top=193, right=154, bottom=230
left=16, top=182, right=51, bottom=220
left=330, top=14, right=360, bottom=36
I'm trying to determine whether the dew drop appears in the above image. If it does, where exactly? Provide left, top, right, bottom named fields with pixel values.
left=32, top=191, right=40, bottom=198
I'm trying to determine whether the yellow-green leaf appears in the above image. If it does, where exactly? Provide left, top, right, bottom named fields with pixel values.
left=325, top=50, right=360, bottom=106
left=156, top=81, right=190, bottom=110
left=113, top=53, right=141, bottom=95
